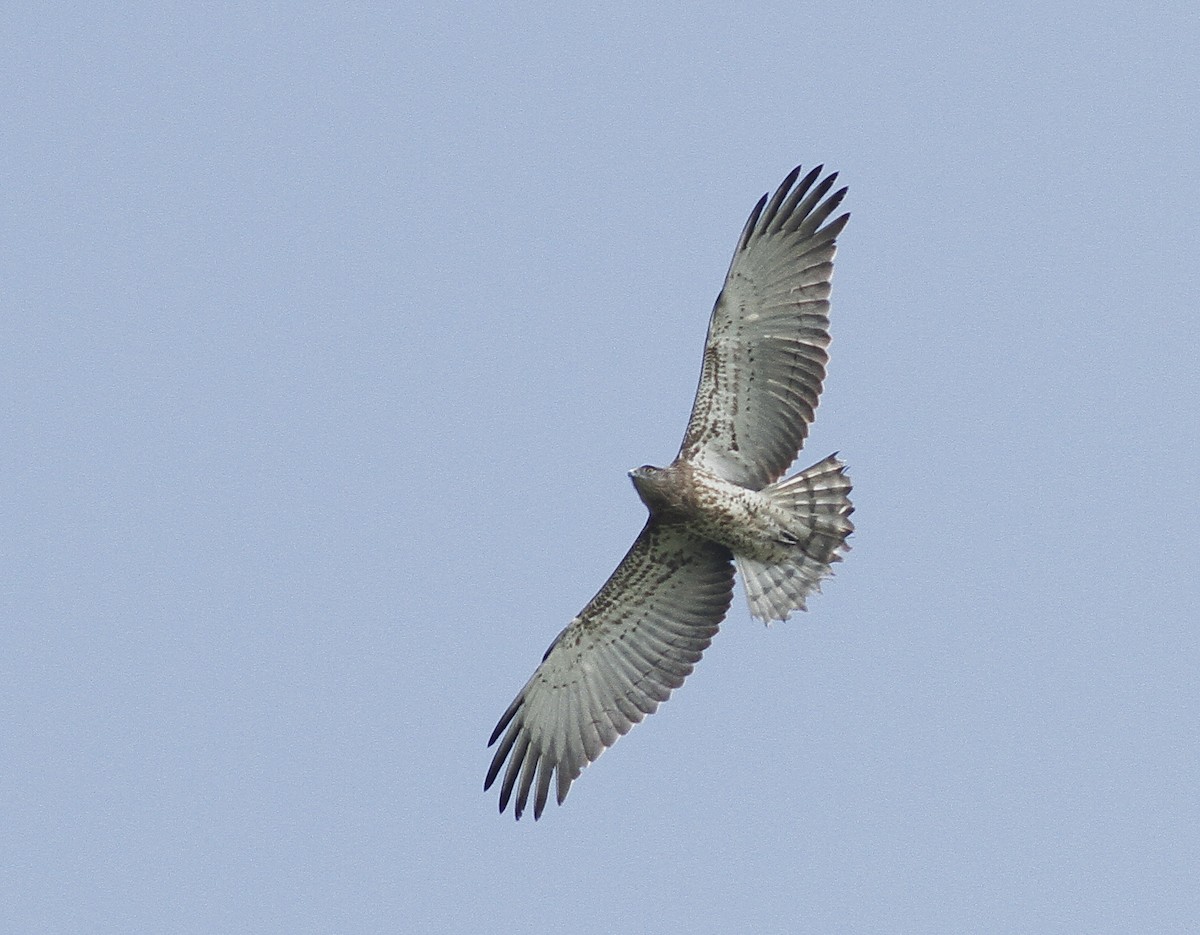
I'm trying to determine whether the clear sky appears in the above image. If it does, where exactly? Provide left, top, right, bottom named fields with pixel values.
left=4, top=3, right=1198, bottom=933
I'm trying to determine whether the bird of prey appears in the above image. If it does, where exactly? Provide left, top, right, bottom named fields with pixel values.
left=485, top=165, right=854, bottom=820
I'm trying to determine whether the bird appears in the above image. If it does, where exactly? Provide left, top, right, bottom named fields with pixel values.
left=485, top=164, right=854, bottom=820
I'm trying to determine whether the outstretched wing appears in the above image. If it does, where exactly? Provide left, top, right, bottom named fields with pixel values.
left=678, top=165, right=849, bottom=489
left=485, top=521, right=734, bottom=820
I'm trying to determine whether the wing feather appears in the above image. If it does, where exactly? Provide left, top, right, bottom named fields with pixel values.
left=484, top=520, right=734, bottom=819
left=678, top=166, right=849, bottom=488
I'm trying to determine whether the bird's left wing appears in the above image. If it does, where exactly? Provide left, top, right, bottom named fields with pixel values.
left=677, top=165, right=849, bottom=489
left=485, top=520, right=734, bottom=819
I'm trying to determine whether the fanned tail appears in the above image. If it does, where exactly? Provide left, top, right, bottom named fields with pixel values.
left=736, top=454, right=854, bottom=622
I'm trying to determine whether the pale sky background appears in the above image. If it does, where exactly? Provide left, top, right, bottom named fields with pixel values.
left=4, top=4, right=1198, bottom=933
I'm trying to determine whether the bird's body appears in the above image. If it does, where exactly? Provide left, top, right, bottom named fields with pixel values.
left=631, top=462, right=838, bottom=566
left=486, top=165, right=855, bottom=819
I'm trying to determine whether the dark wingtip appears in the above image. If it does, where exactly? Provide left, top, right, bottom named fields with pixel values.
left=737, top=192, right=769, bottom=252
left=779, top=163, right=805, bottom=193
left=799, top=185, right=849, bottom=239
left=820, top=211, right=851, bottom=244
left=758, top=165, right=805, bottom=232
left=487, top=694, right=524, bottom=746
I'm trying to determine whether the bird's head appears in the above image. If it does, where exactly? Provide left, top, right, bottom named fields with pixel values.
left=627, top=464, right=672, bottom=511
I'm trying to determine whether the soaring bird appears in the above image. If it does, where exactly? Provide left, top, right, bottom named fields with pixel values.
left=486, top=165, right=854, bottom=819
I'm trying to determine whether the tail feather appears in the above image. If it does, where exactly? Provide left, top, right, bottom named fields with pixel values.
left=736, top=454, right=853, bottom=623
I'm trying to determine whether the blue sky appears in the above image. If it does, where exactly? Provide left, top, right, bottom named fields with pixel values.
left=4, top=4, right=1198, bottom=933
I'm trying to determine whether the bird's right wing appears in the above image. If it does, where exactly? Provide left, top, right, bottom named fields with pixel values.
left=485, top=521, right=734, bottom=820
